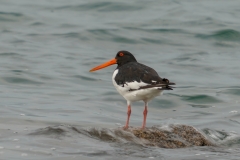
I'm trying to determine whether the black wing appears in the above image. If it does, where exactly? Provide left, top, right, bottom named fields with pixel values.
left=115, top=62, right=175, bottom=90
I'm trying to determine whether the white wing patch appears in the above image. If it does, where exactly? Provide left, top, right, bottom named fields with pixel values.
left=125, top=81, right=149, bottom=89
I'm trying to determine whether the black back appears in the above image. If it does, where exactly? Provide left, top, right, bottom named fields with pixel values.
left=114, top=51, right=175, bottom=90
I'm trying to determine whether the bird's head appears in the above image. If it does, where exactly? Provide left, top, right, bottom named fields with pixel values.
left=90, top=50, right=137, bottom=72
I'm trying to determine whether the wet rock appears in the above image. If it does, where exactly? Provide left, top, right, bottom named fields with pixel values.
left=29, top=124, right=215, bottom=149
left=128, top=124, right=214, bottom=148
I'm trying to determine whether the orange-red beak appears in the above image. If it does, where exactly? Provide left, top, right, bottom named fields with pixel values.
left=89, top=58, right=117, bottom=72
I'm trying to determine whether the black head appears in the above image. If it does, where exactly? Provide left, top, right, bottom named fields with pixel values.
left=89, top=50, right=137, bottom=72
left=115, top=51, right=137, bottom=66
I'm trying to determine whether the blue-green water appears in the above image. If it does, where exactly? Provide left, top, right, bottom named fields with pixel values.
left=0, top=0, right=240, bottom=159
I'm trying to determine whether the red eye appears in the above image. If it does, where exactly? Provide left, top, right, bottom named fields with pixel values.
left=119, top=53, right=124, bottom=57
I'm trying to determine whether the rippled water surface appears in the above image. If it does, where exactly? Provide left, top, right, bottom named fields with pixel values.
left=1, top=0, right=240, bottom=159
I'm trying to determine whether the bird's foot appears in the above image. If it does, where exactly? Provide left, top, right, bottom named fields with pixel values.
left=140, top=126, right=146, bottom=130
left=122, top=126, right=129, bottom=130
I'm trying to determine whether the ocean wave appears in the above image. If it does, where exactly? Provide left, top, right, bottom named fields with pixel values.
left=55, top=2, right=143, bottom=12
left=196, top=29, right=240, bottom=41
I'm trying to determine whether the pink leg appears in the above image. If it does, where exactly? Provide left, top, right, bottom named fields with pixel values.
left=123, top=105, right=131, bottom=129
left=141, top=104, right=148, bottom=129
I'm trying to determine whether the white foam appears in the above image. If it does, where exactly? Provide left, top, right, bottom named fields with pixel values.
left=229, top=110, right=238, bottom=113
left=21, top=153, right=28, bottom=156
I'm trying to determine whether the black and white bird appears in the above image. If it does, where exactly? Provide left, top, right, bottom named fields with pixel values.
left=90, top=51, right=175, bottom=129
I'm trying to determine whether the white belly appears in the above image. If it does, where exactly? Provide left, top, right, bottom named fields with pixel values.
left=112, top=69, right=162, bottom=102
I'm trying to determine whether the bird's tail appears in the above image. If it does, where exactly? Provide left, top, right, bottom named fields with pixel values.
left=160, top=78, right=175, bottom=90
left=160, top=85, right=175, bottom=90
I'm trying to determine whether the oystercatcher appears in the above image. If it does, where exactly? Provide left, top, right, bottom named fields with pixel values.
left=90, top=51, right=175, bottom=129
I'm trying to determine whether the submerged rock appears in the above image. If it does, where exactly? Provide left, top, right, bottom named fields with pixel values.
left=128, top=124, right=214, bottom=148
left=29, top=124, right=215, bottom=148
